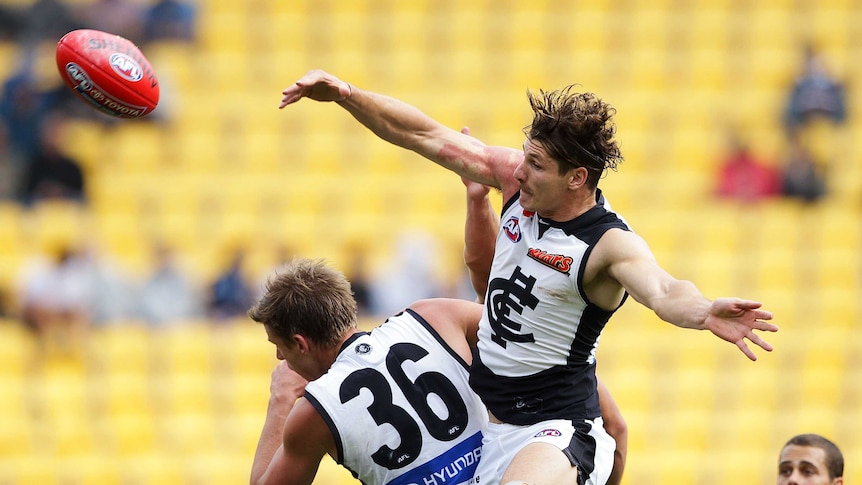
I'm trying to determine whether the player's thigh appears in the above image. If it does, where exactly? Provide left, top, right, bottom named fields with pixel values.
left=501, top=441, right=579, bottom=485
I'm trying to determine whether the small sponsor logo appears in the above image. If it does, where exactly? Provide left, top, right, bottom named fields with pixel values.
left=355, top=343, right=372, bottom=355
left=389, top=431, right=482, bottom=485
left=534, top=429, right=562, bottom=438
left=527, top=248, right=573, bottom=274
left=65, top=62, right=92, bottom=91
left=109, top=53, right=143, bottom=82
left=503, top=216, right=521, bottom=242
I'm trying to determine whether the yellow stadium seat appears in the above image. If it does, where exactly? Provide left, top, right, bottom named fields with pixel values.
left=218, top=412, right=267, bottom=457
left=783, top=407, right=841, bottom=441
left=110, top=122, right=170, bottom=174
left=810, top=8, right=851, bottom=53
left=0, top=413, right=33, bottom=457
left=62, top=119, right=107, bottom=174
left=150, top=323, right=214, bottom=375
left=185, top=452, right=256, bottom=485
left=754, top=247, right=797, bottom=292
left=688, top=7, right=733, bottom=50
left=817, top=249, right=860, bottom=292
left=50, top=416, right=97, bottom=457
left=820, top=209, right=862, bottom=250
left=121, top=453, right=184, bottom=485
left=91, top=372, right=153, bottom=418
left=3, top=455, right=58, bottom=485
left=746, top=9, right=796, bottom=51
left=33, top=366, right=88, bottom=422
left=96, top=413, right=157, bottom=457
left=87, top=323, right=151, bottom=374
left=687, top=48, right=733, bottom=92
left=28, top=200, right=88, bottom=256
left=0, top=321, right=36, bottom=376
left=145, top=41, right=197, bottom=94
left=654, top=449, right=701, bottom=484
left=159, top=413, right=217, bottom=455
left=54, top=455, right=122, bottom=485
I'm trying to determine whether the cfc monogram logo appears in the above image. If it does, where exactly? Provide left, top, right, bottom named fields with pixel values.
left=485, top=266, right=538, bottom=348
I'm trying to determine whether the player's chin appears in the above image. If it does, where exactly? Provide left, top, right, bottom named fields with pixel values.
left=518, top=192, right=535, bottom=210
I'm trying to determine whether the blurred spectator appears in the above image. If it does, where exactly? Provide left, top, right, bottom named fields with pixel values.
left=369, top=230, right=444, bottom=317
left=0, top=6, right=22, bottom=41
left=18, top=244, right=92, bottom=352
left=784, top=43, right=847, bottom=135
left=715, top=134, right=779, bottom=203
left=142, top=0, right=196, bottom=45
left=19, top=114, right=86, bottom=206
left=0, top=286, right=9, bottom=318
left=343, top=244, right=374, bottom=318
left=1, top=50, right=55, bottom=162
left=74, top=0, right=145, bottom=44
left=136, top=243, right=203, bottom=326
left=0, top=119, right=14, bottom=200
left=207, top=248, right=254, bottom=321
left=17, top=0, right=80, bottom=45
left=780, top=134, right=827, bottom=203
left=79, top=243, right=136, bottom=325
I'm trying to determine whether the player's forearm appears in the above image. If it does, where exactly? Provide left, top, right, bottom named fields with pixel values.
left=650, top=279, right=711, bottom=330
left=463, top=196, right=498, bottom=300
left=250, top=395, right=295, bottom=485
left=337, top=87, right=473, bottom=174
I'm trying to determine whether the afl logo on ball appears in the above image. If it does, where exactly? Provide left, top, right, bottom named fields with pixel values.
left=109, top=53, right=143, bottom=82
left=65, top=63, right=92, bottom=91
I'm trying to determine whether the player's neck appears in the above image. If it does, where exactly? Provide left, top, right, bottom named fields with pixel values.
left=537, top=190, right=597, bottom=222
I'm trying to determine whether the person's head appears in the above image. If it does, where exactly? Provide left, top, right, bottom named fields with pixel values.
left=515, top=86, right=622, bottom=216
left=778, top=434, right=844, bottom=485
left=248, top=258, right=358, bottom=380
left=523, top=86, right=622, bottom=188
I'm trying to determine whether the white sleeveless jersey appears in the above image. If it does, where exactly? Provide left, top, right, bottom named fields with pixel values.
left=305, top=308, right=487, bottom=485
left=470, top=190, right=630, bottom=426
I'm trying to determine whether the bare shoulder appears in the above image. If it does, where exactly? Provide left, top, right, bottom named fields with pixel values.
left=586, top=228, right=656, bottom=281
left=409, top=298, right=482, bottom=327
left=407, top=299, right=482, bottom=360
left=594, top=227, right=654, bottom=261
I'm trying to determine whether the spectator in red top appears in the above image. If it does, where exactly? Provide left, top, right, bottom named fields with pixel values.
left=715, top=134, right=780, bottom=202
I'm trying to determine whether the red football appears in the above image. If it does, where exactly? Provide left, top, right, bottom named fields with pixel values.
left=56, top=29, right=159, bottom=118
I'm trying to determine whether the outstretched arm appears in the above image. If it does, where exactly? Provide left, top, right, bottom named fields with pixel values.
left=251, top=362, right=334, bottom=485
left=280, top=70, right=522, bottom=198
left=600, top=229, right=778, bottom=361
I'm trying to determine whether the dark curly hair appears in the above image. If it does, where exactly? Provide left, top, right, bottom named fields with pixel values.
left=524, top=85, right=623, bottom=188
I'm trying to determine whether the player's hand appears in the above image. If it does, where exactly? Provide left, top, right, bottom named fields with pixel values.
left=704, top=298, right=777, bottom=361
left=279, top=69, right=351, bottom=108
left=462, top=176, right=491, bottom=202
left=459, top=127, right=492, bottom=201
left=269, top=361, right=308, bottom=404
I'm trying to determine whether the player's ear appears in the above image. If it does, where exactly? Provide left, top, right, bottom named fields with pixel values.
left=568, top=166, right=588, bottom=189
left=292, top=334, right=311, bottom=353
